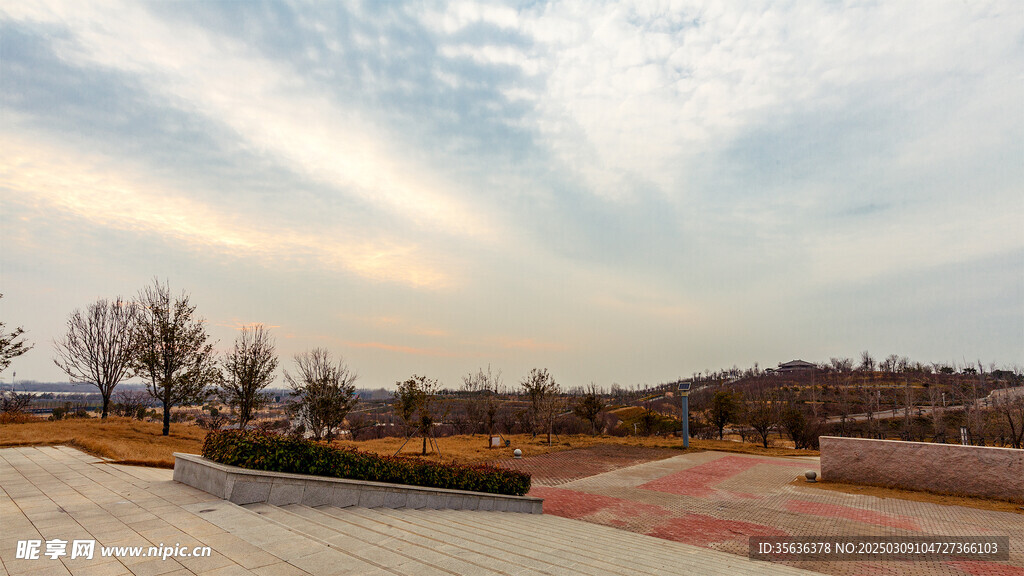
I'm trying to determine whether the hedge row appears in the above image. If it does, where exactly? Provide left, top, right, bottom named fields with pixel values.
left=201, top=430, right=531, bottom=497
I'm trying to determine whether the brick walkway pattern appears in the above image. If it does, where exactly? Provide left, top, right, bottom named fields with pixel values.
left=502, top=449, right=1024, bottom=576
left=493, top=444, right=680, bottom=486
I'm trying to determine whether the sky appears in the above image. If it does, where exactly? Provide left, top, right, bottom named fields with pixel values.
left=1, top=1, right=1022, bottom=390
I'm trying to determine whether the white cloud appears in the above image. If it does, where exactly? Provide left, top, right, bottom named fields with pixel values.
left=0, top=135, right=453, bottom=288
left=3, top=1, right=498, bottom=241
left=422, top=1, right=521, bottom=35
left=509, top=1, right=1024, bottom=205
left=3, top=0, right=1022, bottom=384
left=439, top=43, right=540, bottom=75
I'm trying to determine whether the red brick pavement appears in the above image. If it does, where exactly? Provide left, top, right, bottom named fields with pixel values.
left=949, top=561, right=1024, bottom=576
left=638, top=454, right=808, bottom=498
left=783, top=499, right=921, bottom=531
left=491, top=443, right=679, bottom=485
left=514, top=448, right=1024, bottom=576
left=529, top=486, right=672, bottom=522
left=647, top=514, right=789, bottom=547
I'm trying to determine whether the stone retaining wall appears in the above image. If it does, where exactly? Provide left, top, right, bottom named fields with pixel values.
left=819, top=437, right=1024, bottom=503
left=173, top=453, right=543, bottom=513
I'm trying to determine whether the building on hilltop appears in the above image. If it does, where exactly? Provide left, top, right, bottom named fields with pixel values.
left=766, top=360, right=817, bottom=375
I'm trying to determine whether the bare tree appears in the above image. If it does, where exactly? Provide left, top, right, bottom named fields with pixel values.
left=520, top=368, right=561, bottom=444
left=53, top=297, right=139, bottom=419
left=286, top=348, right=358, bottom=441
left=952, top=372, right=983, bottom=444
left=219, top=325, right=278, bottom=429
left=346, top=411, right=374, bottom=441
left=864, top=388, right=881, bottom=438
left=573, top=383, right=606, bottom=434
left=881, top=354, right=901, bottom=373
left=925, top=380, right=946, bottom=442
left=744, top=387, right=778, bottom=448
left=835, top=374, right=853, bottom=436
left=133, top=279, right=219, bottom=436
left=0, top=390, right=32, bottom=413
left=112, top=389, right=150, bottom=419
left=899, top=378, right=917, bottom=440
left=462, top=365, right=502, bottom=436
left=992, top=392, right=1024, bottom=449
left=393, top=374, right=443, bottom=454
left=830, top=357, right=853, bottom=373
left=0, top=294, right=33, bottom=375
left=858, top=350, right=876, bottom=373
left=710, top=389, right=740, bottom=440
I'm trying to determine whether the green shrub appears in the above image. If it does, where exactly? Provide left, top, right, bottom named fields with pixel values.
left=202, top=430, right=531, bottom=496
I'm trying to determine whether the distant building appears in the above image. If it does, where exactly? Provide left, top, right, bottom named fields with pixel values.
left=768, top=360, right=817, bottom=375
left=991, top=369, right=1021, bottom=382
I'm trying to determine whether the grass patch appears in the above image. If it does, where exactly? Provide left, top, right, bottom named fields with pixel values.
left=331, top=434, right=818, bottom=463
left=0, top=417, right=818, bottom=469
left=0, top=417, right=205, bottom=468
left=791, top=476, right=1024, bottom=515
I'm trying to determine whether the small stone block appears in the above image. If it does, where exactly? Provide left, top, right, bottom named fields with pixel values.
left=405, top=492, right=428, bottom=509
left=330, top=486, right=359, bottom=508
left=424, top=494, right=448, bottom=509
left=268, top=481, right=304, bottom=506
left=358, top=488, right=386, bottom=508
left=381, top=490, right=408, bottom=508
left=229, top=480, right=272, bottom=505
left=300, top=483, right=334, bottom=507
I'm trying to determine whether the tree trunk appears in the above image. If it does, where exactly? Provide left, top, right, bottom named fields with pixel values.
left=162, top=403, right=171, bottom=436
left=422, top=435, right=427, bottom=455
left=101, top=393, right=110, bottom=419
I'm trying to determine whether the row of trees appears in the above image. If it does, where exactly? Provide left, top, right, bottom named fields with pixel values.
left=695, top=382, right=1024, bottom=449
left=46, top=280, right=255, bottom=435
left=7, top=285, right=1020, bottom=449
left=389, top=368, right=609, bottom=454
left=0, top=280, right=355, bottom=437
left=686, top=354, right=1020, bottom=385
left=3, top=282, right=605, bottom=448
left=703, top=388, right=823, bottom=449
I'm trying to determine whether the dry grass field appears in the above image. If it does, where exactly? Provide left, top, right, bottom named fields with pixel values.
left=332, top=433, right=818, bottom=463
left=0, top=416, right=205, bottom=467
left=0, top=416, right=815, bottom=468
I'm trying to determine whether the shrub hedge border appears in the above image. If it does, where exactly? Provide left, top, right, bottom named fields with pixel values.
left=202, top=430, right=531, bottom=497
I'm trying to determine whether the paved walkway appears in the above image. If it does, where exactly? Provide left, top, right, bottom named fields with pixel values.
left=0, top=446, right=818, bottom=576
left=505, top=449, right=1024, bottom=576
left=493, top=444, right=680, bottom=486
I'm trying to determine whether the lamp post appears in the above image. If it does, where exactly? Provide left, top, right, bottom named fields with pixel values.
left=679, top=380, right=691, bottom=448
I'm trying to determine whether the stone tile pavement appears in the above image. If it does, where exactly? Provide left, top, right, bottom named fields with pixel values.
left=0, top=446, right=295, bottom=576
left=506, top=449, right=1024, bottom=576
left=0, top=446, right=821, bottom=576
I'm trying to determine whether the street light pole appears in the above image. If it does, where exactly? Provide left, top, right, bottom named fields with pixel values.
left=679, top=381, right=691, bottom=449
